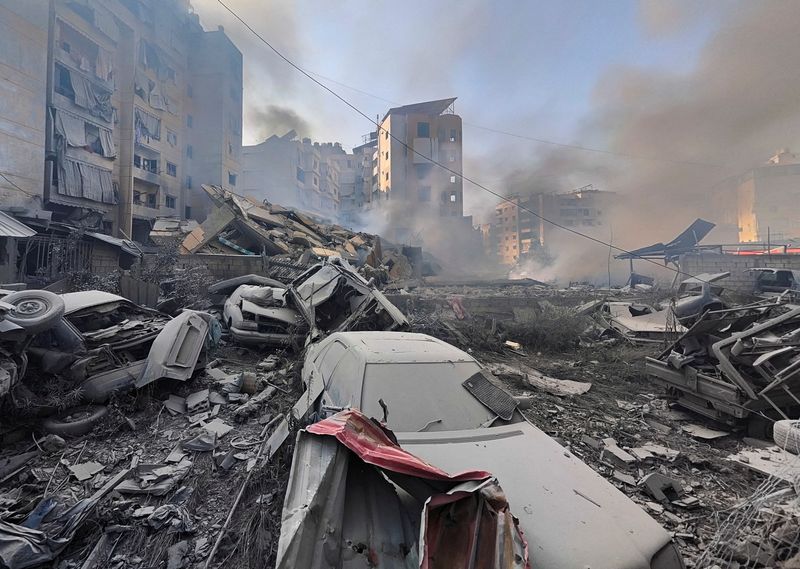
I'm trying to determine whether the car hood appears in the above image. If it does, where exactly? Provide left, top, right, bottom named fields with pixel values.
left=60, top=291, right=132, bottom=315
left=395, top=421, right=672, bottom=569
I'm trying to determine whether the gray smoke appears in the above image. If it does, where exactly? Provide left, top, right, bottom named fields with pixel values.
left=247, top=104, right=311, bottom=141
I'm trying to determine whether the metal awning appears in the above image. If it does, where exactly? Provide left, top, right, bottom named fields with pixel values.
left=0, top=211, right=36, bottom=238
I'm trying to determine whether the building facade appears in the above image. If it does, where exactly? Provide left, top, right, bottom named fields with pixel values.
left=493, top=187, right=617, bottom=265
left=376, top=98, right=463, bottom=242
left=0, top=0, right=242, bottom=242
left=737, top=150, right=800, bottom=243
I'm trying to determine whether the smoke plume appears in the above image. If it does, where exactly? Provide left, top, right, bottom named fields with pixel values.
left=246, top=104, right=312, bottom=141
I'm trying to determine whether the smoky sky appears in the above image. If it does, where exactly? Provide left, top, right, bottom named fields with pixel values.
left=191, top=1, right=800, bottom=280
left=246, top=104, right=311, bottom=141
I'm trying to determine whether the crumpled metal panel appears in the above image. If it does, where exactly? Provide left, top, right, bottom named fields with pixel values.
left=278, top=410, right=529, bottom=569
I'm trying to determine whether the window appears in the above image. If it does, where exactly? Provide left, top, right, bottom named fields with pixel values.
left=450, top=129, right=458, bottom=142
left=450, top=175, right=457, bottom=183
left=55, top=64, right=74, bottom=99
left=165, top=195, right=176, bottom=208
left=384, top=151, right=389, bottom=160
left=133, top=190, right=142, bottom=204
left=186, top=175, right=192, bottom=189
left=450, top=192, right=457, bottom=202
left=146, top=193, right=157, bottom=208
left=296, top=167, right=305, bottom=182
left=583, top=209, right=590, bottom=216
left=384, top=172, right=389, bottom=181
left=185, top=206, right=192, bottom=218
left=167, top=129, right=177, bottom=146
left=134, top=155, right=158, bottom=173
left=416, top=122, right=430, bottom=138
left=167, top=162, right=177, bottom=176
left=418, top=186, right=431, bottom=202
left=448, top=154, right=456, bottom=162
left=187, top=84, right=193, bottom=98
left=134, top=154, right=141, bottom=168
left=313, top=175, right=318, bottom=187
left=187, top=114, right=193, bottom=128
left=187, top=145, right=193, bottom=158
left=228, top=172, right=237, bottom=186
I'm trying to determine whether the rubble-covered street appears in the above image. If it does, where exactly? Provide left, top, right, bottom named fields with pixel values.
left=1, top=266, right=799, bottom=568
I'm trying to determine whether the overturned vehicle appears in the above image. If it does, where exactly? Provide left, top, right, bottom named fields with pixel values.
left=2, top=289, right=215, bottom=434
left=284, top=331, right=684, bottom=569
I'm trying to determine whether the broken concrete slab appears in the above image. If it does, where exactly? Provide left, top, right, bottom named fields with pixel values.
left=203, top=419, right=234, bottom=439
left=489, top=362, right=591, bottom=397
left=600, top=438, right=637, bottom=469
left=642, top=472, right=684, bottom=503
left=681, top=423, right=729, bottom=440
left=185, top=389, right=210, bottom=414
left=69, top=461, right=104, bottom=482
left=164, top=395, right=186, bottom=415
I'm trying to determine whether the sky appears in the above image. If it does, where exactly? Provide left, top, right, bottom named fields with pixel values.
left=189, top=0, right=800, bottom=276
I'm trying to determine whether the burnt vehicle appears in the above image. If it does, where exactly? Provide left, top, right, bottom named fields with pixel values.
left=645, top=299, right=800, bottom=431
left=223, top=284, right=307, bottom=347
left=0, top=290, right=65, bottom=399
left=663, top=272, right=729, bottom=324
left=26, top=291, right=213, bottom=404
left=286, top=331, right=684, bottom=569
left=285, top=258, right=409, bottom=340
left=598, top=301, right=685, bottom=344
left=748, top=267, right=800, bottom=299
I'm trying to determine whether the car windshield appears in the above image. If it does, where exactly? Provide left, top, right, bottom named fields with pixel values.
left=360, top=361, right=496, bottom=432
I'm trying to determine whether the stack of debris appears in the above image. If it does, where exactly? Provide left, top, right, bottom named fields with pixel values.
left=646, top=299, right=800, bottom=426
left=178, top=185, right=391, bottom=271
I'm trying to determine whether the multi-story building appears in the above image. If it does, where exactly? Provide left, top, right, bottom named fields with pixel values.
left=493, top=187, right=617, bottom=265
left=0, top=1, right=50, bottom=219
left=376, top=98, right=463, bottom=243
left=242, top=132, right=341, bottom=221
left=1, top=0, right=242, bottom=242
left=736, top=150, right=800, bottom=243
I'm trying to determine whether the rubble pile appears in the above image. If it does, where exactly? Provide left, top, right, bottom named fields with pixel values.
left=1, top=275, right=799, bottom=568
left=172, top=185, right=423, bottom=284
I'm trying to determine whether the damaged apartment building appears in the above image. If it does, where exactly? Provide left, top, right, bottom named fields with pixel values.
left=492, top=185, right=618, bottom=265
left=0, top=0, right=243, bottom=251
left=242, top=132, right=374, bottom=226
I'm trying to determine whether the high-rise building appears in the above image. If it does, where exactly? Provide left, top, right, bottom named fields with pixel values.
left=0, top=0, right=242, bottom=242
left=376, top=98, right=463, bottom=243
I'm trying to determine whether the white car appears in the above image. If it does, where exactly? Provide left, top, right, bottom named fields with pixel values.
left=222, top=284, right=306, bottom=347
left=287, top=331, right=684, bottom=569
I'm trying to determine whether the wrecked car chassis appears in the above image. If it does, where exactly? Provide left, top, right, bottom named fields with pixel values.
left=646, top=302, right=800, bottom=426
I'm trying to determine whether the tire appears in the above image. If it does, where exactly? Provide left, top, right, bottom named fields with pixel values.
left=3, top=290, right=65, bottom=334
left=773, top=419, right=800, bottom=455
left=43, top=405, right=108, bottom=437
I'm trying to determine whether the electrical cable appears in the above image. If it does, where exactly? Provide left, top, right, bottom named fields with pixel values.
left=0, top=172, right=39, bottom=199
left=215, top=0, right=712, bottom=281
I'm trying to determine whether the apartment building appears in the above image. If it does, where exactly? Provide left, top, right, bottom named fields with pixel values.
left=376, top=98, right=463, bottom=242
left=736, top=150, right=800, bottom=243
left=493, top=187, right=617, bottom=265
left=1, top=0, right=242, bottom=242
left=242, top=132, right=341, bottom=221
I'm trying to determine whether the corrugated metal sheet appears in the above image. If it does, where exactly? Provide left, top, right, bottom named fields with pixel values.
left=0, top=211, right=36, bottom=238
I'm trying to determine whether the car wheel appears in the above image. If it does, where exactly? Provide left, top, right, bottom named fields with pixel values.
left=3, top=290, right=65, bottom=333
left=773, top=419, right=800, bottom=455
left=43, top=405, right=108, bottom=437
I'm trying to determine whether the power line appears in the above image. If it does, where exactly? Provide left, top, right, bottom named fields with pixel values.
left=0, top=172, right=39, bottom=199
left=215, top=0, right=707, bottom=281
left=306, top=68, right=722, bottom=168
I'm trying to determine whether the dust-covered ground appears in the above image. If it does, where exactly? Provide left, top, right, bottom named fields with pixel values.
left=0, top=288, right=797, bottom=569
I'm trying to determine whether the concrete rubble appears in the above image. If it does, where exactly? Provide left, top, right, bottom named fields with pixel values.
left=0, top=267, right=799, bottom=568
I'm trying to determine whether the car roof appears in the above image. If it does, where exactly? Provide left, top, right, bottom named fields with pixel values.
left=61, top=291, right=130, bottom=315
left=322, top=331, right=478, bottom=364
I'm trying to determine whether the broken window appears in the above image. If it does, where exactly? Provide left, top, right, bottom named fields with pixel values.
left=133, top=190, right=142, bottom=204
left=187, top=145, right=193, bottom=158
left=296, top=167, right=305, bottom=182
left=228, top=172, right=237, bottom=186
left=186, top=176, right=192, bottom=189
left=187, top=114, right=193, bottom=128
left=187, top=84, right=193, bottom=98
left=165, top=195, right=176, bottom=208
left=450, top=128, right=458, bottom=142
left=185, top=205, right=192, bottom=218
left=418, top=186, right=431, bottom=202
left=450, top=192, right=457, bottom=202
left=55, top=64, right=75, bottom=100
left=450, top=175, right=457, bottom=184
left=417, top=122, right=430, bottom=137
left=147, top=193, right=157, bottom=208
left=167, top=162, right=177, bottom=176
left=167, top=129, right=178, bottom=146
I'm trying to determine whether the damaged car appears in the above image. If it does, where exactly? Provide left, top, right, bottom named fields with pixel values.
left=748, top=267, right=800, bottom=299
left=598, top=301, right=685, bottom=344
left=664, top=272, right=728, bottom=324
left=288, top=331, right=684, bottom=569
left=286, top=257, right=409, bottom=339
left=26, top=291, right=213, bottom=404
left=223, top=283, right=307, bottom=347
left=0, top=289, right=65, bottom=399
